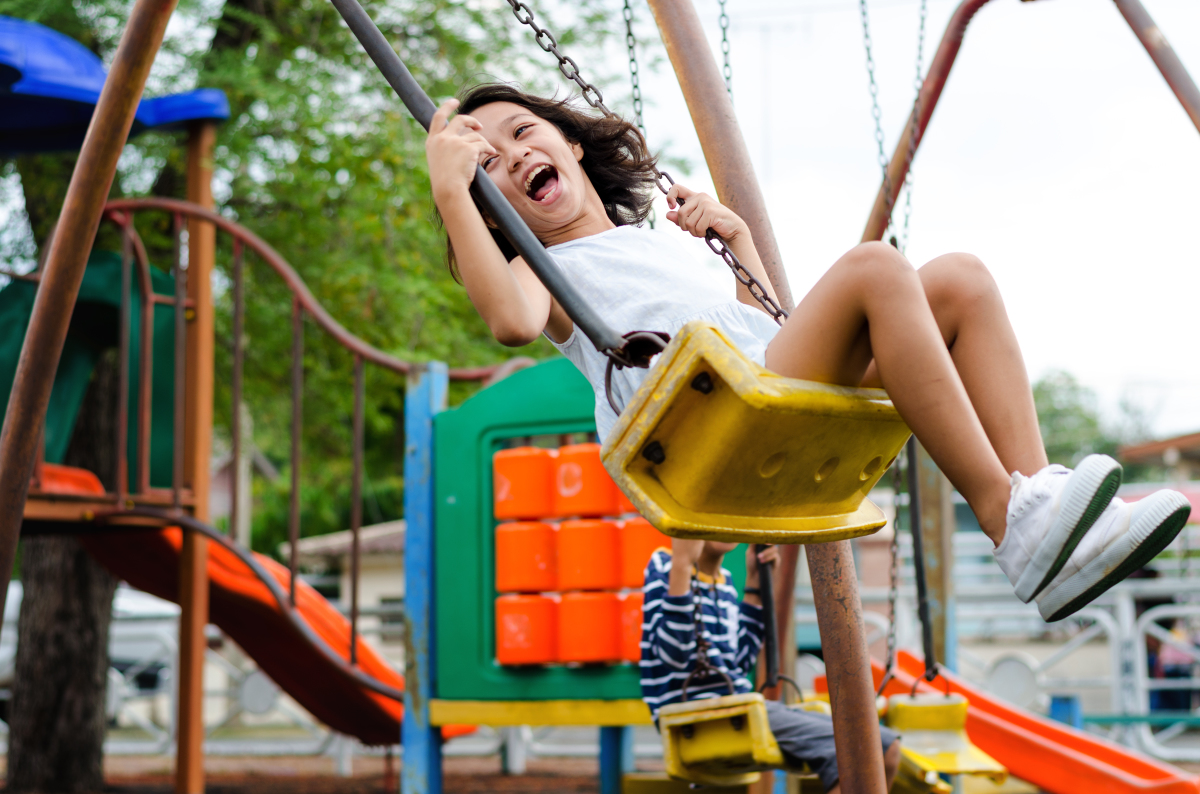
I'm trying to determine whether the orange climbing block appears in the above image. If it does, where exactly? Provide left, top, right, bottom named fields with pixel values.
left=554, top=443, right=620, bottom=518
left=619, top=592, right=644, bottom=663
left=557, top=519, right=621, bottom=591
left=495, top=522, right=557, bottom=594
left=495, top=594, right=558, bottom=665
left=494, top=447, right=556, bottom=520
left=559, top=592, right=620, bottom=663
left=620, top=517, right=669, bottom=589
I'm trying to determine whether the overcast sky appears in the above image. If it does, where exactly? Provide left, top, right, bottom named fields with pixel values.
left=619, top=0, right=1199, bottom=441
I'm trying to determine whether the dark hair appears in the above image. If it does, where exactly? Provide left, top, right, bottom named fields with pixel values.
left=441, top=82, right=659, bottom=279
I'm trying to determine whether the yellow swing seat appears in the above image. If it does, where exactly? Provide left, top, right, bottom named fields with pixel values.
left=658, top=693, right=785, bottom=786
left=601, top=322, right=912, bottom=544
left=885, top=694, right=1007, bottom=786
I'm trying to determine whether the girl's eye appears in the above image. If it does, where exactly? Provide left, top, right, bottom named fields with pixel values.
left=514, top=124, right=530, bottom=138
left=483, top=155, right=497, bottom=169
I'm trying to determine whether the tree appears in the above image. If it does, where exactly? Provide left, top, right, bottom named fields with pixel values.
left=2, top=0, right=623, bottom=787
left=1033, top=370, right=1115, bottom=467
left=8, top=352, right=121, bottom=792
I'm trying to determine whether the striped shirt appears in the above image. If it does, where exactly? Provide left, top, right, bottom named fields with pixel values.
left=639, top=550, right=765, bottom=719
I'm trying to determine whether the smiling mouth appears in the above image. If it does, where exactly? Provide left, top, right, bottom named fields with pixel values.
left=525, top=164, right=559, bottom=202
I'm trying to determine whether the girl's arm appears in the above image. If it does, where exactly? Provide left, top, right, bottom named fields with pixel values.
left=426, top=100, right=571, bottom=345
left=664, top=184, right=781, bottom=314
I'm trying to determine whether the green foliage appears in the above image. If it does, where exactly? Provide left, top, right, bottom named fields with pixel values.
left=3, top=0, right=639, bottom=555
left=1032, top=370, right=1158, bottom=480
left=1033, top=370, right=1114, bottom=467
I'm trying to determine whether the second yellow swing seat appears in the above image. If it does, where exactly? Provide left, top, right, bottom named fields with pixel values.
left=602, top=322, right=913, bottom=544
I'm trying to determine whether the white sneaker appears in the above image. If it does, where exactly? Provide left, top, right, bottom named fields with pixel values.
left=994, top=455, right=1122, bottom=603
left=1037, top=491, right=1192, bottom=622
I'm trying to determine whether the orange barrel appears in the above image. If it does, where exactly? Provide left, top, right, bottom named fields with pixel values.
left=554, top=443, right=620, bottom=518
left=495, top=522, right=557, bottom=593
left=620, top=517, right=670, bottom=589
left=494, top=447, right=556, bottom=520
left=559, top=592, right=621, bottom=663
left=557, top=519, right=621, bottom=591
left=495, top=594, right=558, bottom=665
left=619, top=592, right=644, bottom=663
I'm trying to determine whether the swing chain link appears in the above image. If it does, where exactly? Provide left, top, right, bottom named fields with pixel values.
left=878, top=449, right=904, bottom=696
left=860, top=0, right=928, bottom=252
left=718, top=0, right=733, bottom=97
left=898, top=0, right=929, bottom=252
left=504, top=0, right=606, bottom=111
left=622, top=0, right=656, bottom=229
left=859, top=0, right=894, bottom=240
left=680, top=578, right=737, bottom=702
left=623, top=0, right=646, bottom=132
left=504, top=0, right=788, bottom=335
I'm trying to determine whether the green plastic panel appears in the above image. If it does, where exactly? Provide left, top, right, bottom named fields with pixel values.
left=434, top=357, right=744, bottom=701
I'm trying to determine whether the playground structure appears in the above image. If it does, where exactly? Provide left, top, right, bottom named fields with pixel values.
left=0, top=1, right=1198, bottom=794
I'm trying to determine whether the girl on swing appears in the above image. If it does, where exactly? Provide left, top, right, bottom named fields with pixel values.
left=426, top=82, right=1190, bottom=625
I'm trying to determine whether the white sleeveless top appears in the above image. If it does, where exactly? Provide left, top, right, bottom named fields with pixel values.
left=546, top=225, right=781, bottom=441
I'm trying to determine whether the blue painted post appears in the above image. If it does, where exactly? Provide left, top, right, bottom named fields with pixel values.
left=1049, top=694, right=1084, bottom=730
left=403, top=362, right=449, bottom=794
left=599, top=725, right=633, bottom=794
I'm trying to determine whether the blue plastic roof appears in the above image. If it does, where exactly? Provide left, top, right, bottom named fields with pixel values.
left=0, top=16, right=230, bottom=154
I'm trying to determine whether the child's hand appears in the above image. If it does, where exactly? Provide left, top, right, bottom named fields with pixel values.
left=425, top=99, right=497, bottom=204
left=665, top=183, right=750, bottom=244
left=745, top=544, right=779, bottom=589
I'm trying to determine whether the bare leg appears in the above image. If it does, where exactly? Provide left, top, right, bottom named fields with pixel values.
left=764, top=242, right=1013, bottom=543
left=861, top=252, right=1049, bottom=477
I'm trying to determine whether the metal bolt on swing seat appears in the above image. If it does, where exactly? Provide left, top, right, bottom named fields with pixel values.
left=642, top=440, right=666, bottom=464
left=730, top=715, right=745, bottom=731
left=690, top=371, right=714, bottom=394
left=681, top=725, right=694, bottom=739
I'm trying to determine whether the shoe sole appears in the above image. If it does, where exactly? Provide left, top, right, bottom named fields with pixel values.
left=1013, top=455, right=1122, bottom=603
left=1039, top=491, right=1192, bottom=622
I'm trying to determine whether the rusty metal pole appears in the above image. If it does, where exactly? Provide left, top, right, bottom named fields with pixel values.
left=644, top=3, right=882, bottom=792
left=0, top=0, right=178, bottom=626
left=644, top=0, right=793, bottom=311
left=807, top=541, right=886, bottom=794
left=176, top=119, right=217, bottom=794
left=862, top=0, right=995, bottom=243
left=1112, top=0, right=1200, bottom=135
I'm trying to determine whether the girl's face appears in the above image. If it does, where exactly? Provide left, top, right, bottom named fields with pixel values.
left=469, top=101, right=595, bottom=236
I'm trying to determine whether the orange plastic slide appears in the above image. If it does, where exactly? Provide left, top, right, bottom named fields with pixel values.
left=40, top=463, right=469, bottom=746
left=885, top=650, right=1199, bottom=793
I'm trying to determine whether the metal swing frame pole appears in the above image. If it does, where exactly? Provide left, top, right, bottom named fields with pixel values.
left=862, top=0, right=1200, bottom=243
left=0, top=0, right=178, bottom=631
left=644, top=3, right=884, bottom=792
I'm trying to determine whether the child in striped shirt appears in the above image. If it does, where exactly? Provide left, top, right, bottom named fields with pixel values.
left=640, top=540, right=900, bottom=793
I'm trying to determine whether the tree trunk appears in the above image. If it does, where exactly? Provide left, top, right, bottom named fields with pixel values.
left=8, top=349, right=120, bottom=793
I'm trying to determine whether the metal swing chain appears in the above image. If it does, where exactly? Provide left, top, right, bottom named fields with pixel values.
left=718, top=0, right=733, bottom=98
left=622, top=0, right=656, bottom=229
left=859, top=0, right=928, bottom=253
left=501, top=0, right=787, bottom=327
left=877, top=448, right=904, bottom=696
left=859, top=0, right=894, bottom=239
left=898, top=0, right=928, bottom=252
left=680, top=577, right=737, bottom=702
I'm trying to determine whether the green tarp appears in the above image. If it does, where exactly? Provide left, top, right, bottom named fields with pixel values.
left=0, top=250, right=177, bottom=488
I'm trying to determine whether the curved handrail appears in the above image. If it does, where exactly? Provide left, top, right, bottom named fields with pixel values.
left=102, top=506, right=406, bottom=703
left=104, top=197, right=527, bottom=382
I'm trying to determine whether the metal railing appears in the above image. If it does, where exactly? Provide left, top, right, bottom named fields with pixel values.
left=10, top=197, right=530, bottom=701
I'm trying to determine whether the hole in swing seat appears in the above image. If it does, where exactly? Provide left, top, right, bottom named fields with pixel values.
left=860, top=456, right=883, bottom=481
left=758, top=452, right=787, bottom=479
left=814, top=457, right=839, bottom=483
